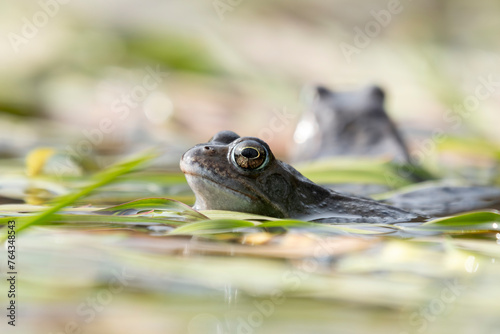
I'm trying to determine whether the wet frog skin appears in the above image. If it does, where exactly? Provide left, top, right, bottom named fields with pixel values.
left=180, top=131, right=418, bottom=223
left=384, top=185, right=500, bottom=217
left=292, top=85, right=412, bottom=164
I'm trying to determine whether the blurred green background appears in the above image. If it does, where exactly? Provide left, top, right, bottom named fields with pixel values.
left=1, top=0, right=500, bottom=160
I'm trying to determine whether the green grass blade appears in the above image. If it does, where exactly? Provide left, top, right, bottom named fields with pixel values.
left=412, top=210, right=500, bottom=233
left=1, top=213, right=186, bottom=226
left=423, top=211, right=500, bottom=226
left=1, top=150, right=158, bottom=240
left=97, top=197, right=207, bottom=220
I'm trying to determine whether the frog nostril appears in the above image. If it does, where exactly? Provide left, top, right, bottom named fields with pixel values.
left=204, top=146, right=210, bottom=150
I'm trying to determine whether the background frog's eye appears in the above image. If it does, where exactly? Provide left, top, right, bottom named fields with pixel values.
left=233, top=143, right=268, bottom=170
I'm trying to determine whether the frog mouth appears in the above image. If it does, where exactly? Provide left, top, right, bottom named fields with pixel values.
left=183, top=171, right=287, bottom=218
left=182, top=171, right=258, bottom=201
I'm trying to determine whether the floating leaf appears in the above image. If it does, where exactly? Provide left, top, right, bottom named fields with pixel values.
left=423, top=210, right=500, bottom=226
left=169, top=219, right=256, bottom=235
left=200, top=210, right=279, bottom=221
left=258, top=220, right=390, bottom=235
left=413, top=210, right=500, bottom=233
left=97, top=197, right=207, bottom=220
left=39, top=213, right=183, bottom=226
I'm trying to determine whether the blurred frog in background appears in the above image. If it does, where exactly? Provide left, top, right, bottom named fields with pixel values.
left=287, top=85, right=500, bottom=212
left=291, top=85, right=412, bottom=164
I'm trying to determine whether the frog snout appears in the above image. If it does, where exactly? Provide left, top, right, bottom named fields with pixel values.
left=202, top=145, right=216, bottom=155
left=180, top=144, right=217, bottom=167
left=189, top=144, right=217, bottom=157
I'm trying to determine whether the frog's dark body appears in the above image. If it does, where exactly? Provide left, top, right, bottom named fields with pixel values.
left=292, top=85, right=412, bottom=164
left=181, top=131, right=419, bottom=223
left=384, top=185, right=500, bottom=217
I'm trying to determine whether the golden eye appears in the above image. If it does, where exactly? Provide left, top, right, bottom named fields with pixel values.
left=233, top=143, right=267, bottom=170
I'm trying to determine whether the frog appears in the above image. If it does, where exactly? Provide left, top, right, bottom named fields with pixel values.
left=292, top=85, right=412, bottom=164
left=180, top=130, right=420, bottom=224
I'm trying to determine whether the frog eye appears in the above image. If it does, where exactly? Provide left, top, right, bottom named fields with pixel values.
left=232, top=142, right=268, bottom=170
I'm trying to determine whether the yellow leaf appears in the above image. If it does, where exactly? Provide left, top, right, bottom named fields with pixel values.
left=25, top=148, right=56, bottom=177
